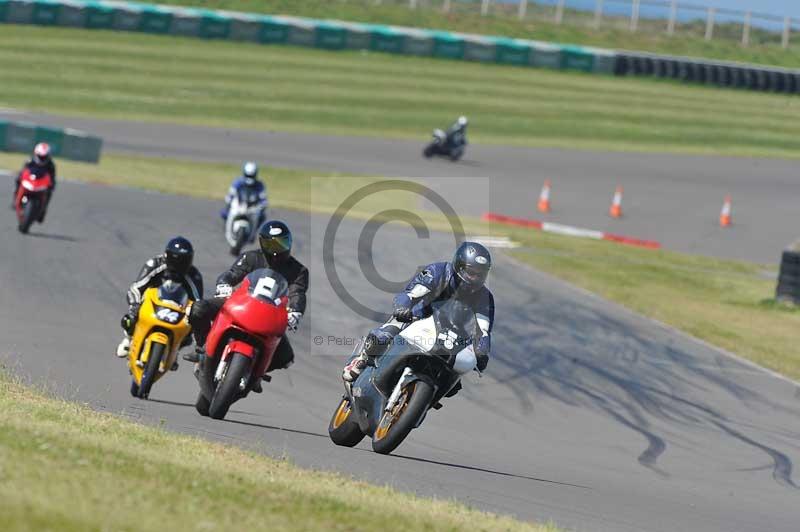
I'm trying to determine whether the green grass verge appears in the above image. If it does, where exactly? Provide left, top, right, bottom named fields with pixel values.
left=139, top=0, right=800, bottom=68
left=3, top=25, right=800, bottom=158
left=4, top=151, right=797, bottom=381
left=0, top=373, right=555, bottom=532
left=501, top=228, right=800, bottom=381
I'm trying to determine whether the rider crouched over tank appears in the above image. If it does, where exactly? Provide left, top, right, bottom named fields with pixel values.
left=343, top=241, right=494, bottom=400
left=185, top=220, right=308, bottom=393
left=115, top=237, right=204, bottom=365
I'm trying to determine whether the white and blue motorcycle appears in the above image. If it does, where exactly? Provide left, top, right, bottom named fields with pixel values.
left=223, top=187, right=267, bottom=256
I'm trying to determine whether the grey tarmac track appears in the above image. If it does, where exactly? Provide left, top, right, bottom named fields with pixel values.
left=2, top=180, right=800, bottom=532
left=2, top=110, right=799, bottom=263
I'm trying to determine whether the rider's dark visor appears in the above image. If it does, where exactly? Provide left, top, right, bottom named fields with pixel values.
left=261, top=235, right=291, bottom=255
left=461, top=264, right=488, bottom=285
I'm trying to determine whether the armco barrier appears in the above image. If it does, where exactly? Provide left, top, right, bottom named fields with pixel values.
left=0, top=120, right=102, bottom=162
left=1, top=0, right=799, bottom=94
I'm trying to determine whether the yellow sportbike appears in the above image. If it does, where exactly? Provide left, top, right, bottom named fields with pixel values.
left=128, top=280, right=193, bottom=399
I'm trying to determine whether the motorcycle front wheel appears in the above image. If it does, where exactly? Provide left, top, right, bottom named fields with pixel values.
left=230, top=227, right=247, bottom=256
left=371, top=380, right=434, bottom=455
left=209, top=352, right=252, bottom=420
left=328, top=397, right=365, bottom=447
left=138, top=342, right=165, bottom=399
left=18, top=198, right=37, bottom=234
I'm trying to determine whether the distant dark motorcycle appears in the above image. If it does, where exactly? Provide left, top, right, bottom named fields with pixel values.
left=423, top=129, right=465, bottom=161
left=329, top=299, right=479, bottom=455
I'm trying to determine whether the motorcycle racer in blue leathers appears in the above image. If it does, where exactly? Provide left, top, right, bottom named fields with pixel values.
left=219, top=161, right=267, bottom=226
left=342, top=242, right=494, bottom=385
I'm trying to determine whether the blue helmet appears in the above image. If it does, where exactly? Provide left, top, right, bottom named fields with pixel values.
left=452, top=242, right=491, bottom=292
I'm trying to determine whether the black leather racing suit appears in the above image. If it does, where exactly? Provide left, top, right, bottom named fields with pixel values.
left=122, top=254, right=204, bottom=344
left=189, top=250, right=309, bottom=371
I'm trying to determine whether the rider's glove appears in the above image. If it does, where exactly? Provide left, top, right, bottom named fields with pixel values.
left=392, top=305, right=413, bottom=323
left=215, top=284, right=233, bottom=298
left=476, top=353, right=489, bottom=372
left=287, top=311, right=303, bottom=332
left=120, top=312, right=135, bottom=334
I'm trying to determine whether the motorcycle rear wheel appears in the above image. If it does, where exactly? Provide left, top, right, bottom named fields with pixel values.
left=209, top=352, right=252, bottom=420
left=371, top=380, right=434, bottom=455
left=138, top=343, right=165, bottom=399
left=328, top=397, right=365, bottom=447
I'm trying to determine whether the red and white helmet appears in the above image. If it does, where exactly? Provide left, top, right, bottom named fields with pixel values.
left=33, top=142, right=51, bottom=165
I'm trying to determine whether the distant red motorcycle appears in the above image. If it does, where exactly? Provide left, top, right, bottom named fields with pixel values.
left=195, top=268, right=289, bottom=420
left=14, top=168, right=52, bottom=234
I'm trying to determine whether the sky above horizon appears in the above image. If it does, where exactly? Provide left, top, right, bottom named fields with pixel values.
left=709, top=0, right=799, bottom=17
left=524, top=0, right=800, bottom=18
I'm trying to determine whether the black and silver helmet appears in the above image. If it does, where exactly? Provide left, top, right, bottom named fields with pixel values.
left=452, top=241, right=491, bottom=292
left=164, top=236, right=194, bottom=276
left=258, top=220, right=292, bottom=266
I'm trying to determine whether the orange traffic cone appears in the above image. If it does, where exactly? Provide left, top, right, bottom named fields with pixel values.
left=537, top=179, right=552, bottom=213
left=720, top=195, right=732, bottom=227
left=609, top=185, right=623, bottom=218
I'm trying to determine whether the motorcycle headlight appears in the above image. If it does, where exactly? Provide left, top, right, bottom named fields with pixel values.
left=154, top=306, right=183, bottom=324
left=22, top=181, right=35, bottom=191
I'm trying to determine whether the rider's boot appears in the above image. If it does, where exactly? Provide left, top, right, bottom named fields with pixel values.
left=342, top=333, right=381, bottom=382
left=182, top=345, right=205, bottom=363
left=116, top=335, right=131, bottom=358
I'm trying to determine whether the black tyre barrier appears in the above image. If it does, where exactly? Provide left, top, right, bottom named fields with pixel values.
left=772, top=71, right=786, bottom=93
left=610, top=53, right=800, bottom=94
left=787, top=73, right=799, bottom=93
left=654, top=58, right=668, bottom=78
left=681, top=62, right=696, bottom=82
left=708, top=64, right=720, bottom=85
left=695, top=63, right=708, bottom=84
left=718, top=65, right=733, bottom=87
left=614, top=55, right=629, bottom=76
left=776, top=249, right=800, bottom=305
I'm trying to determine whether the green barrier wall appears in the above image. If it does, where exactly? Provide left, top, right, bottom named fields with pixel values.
left=0, top=122, right=8, bottom=150
left=32, top=0, right=60, bottom=25
left=5, top=1, right=798, bottom=93
left=33, top=126, right=65, bottom=155
left=0, top=121, right=102, bottom=162
left=495, top=38, right=530, bottom=66
left=259, top=16, right=288, bottom=44
left=1, top=1, right=612, bottom=76
left=85, top=2, right=112, bottom=28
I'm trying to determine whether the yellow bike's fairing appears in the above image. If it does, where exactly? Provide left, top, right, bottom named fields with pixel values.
left=128, top=281, right=193, bottom=389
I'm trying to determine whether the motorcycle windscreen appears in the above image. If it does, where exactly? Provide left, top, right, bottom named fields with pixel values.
left=157, top=279, right=189, bottom=307
left=224, top=268, right=289, bottom=336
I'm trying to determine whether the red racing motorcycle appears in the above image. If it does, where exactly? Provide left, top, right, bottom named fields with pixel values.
left=15, top=168, right=52, bottom=234
left=194, top=268, right=288, bottom=420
